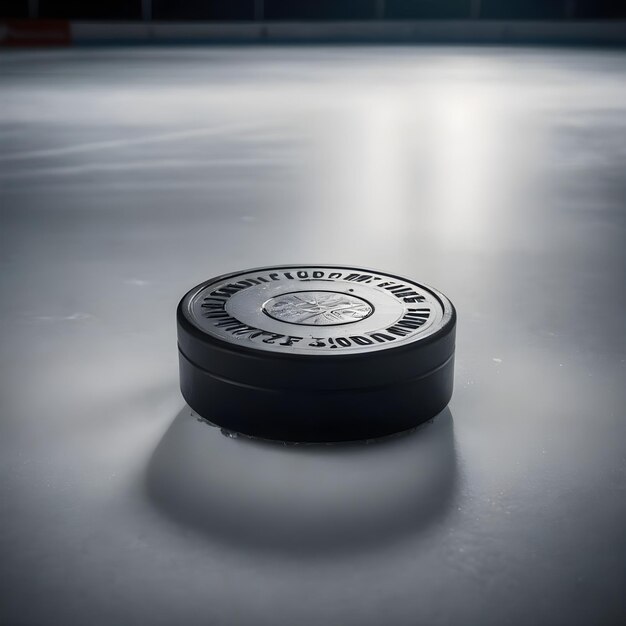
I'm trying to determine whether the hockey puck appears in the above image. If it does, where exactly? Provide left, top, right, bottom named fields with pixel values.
left=177, top=265, right=456, bottom=443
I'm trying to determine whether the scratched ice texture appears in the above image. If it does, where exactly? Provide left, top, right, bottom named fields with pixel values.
left=1, top=46, right=625, bottom=626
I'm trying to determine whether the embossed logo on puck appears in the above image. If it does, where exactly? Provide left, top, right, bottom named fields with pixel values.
left=262, top=290, right=374, bottom=326
left=186, top=266, right=451, bottom=355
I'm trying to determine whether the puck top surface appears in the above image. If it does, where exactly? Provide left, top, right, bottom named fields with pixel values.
left=182, top=265, right=454, bottom=356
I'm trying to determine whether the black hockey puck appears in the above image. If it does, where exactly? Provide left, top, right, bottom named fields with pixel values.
left=177, top=265, right=456, bottom=443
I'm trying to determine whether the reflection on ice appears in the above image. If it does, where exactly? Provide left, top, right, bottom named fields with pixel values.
left=146, top=406, right=457, bottom=556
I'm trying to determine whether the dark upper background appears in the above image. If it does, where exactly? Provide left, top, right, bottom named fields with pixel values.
left=2, top=0, right=626, bottom=21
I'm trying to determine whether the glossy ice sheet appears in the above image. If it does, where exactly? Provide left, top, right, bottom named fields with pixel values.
left=1, top=46, right=625, bottom=626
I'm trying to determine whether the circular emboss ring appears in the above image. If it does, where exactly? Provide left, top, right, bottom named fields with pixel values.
left=187, top=266, right=448, bottom=356
left=262, top=290, right=374, bottom=326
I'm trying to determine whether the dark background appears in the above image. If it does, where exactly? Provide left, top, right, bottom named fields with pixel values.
left=2, top=0, right=626, bottom=20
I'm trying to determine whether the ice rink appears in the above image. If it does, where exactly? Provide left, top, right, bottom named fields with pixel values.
left=1, top=46, right=625, bottom=625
